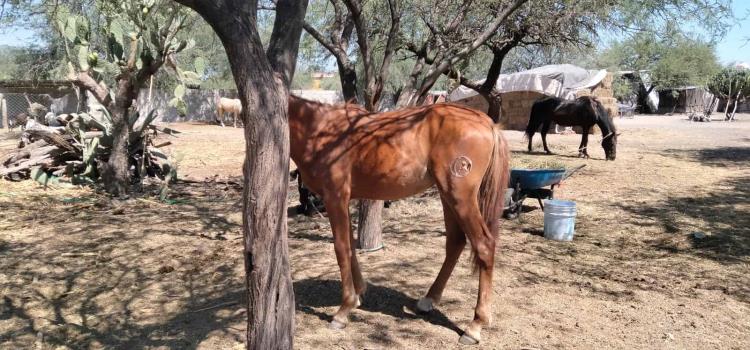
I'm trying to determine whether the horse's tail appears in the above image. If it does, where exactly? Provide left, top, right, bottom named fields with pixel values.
left=475, top=124, right=510, bottom=270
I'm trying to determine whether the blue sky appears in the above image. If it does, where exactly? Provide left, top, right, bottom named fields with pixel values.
left=1, top=1, right=748, bottom=65
left=0, top=26, right=37, bottom=47
left=714, top=0, right=750, bottom=64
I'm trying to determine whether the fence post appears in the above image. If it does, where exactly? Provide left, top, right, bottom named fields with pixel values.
left=1, top=94, right=7, bottom=131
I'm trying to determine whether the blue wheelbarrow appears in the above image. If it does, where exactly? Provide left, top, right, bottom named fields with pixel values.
left=503, top=165, right=585, bottom=219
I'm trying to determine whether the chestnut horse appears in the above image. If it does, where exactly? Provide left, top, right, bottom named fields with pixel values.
left=288, top=96, right=510, bottom=344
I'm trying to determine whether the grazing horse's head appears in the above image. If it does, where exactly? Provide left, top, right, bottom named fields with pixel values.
left=602, top=132, right=617, bottom=161
left=587, top=97, right=617, bottom=161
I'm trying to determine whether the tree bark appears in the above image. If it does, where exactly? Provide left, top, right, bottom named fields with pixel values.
left=171, top=1, right=307, bottom=349
left=728, top=92, right=740, bottom=121
left=337, top=61, right=358, bottom=102
left=357, top=199, right=384, bottom=251
left=101, top=77, right=139, bottom=196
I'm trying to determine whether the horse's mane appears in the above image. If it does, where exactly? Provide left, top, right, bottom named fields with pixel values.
left=587, top=96, right=616, bottom=132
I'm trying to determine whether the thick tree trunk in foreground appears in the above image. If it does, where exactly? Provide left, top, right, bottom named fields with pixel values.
left=172, top=1, right=307, bottom=349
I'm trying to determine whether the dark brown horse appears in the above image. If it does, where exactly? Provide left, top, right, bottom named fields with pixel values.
left=288, top=96, right=510, bottom=344
left=525, top=96, right=618, bottom=160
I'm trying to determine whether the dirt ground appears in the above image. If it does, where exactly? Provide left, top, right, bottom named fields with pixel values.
left=1, top=114, right=748, bottom=350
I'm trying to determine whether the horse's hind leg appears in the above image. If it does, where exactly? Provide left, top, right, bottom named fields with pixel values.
left=527, top=133, right=534, bottom=153
left=435, top=175, right=496, bottom=344
left=322, top=188, right=365, bottom=329
left=417, top=197, right=466, bottom=313
left=541, top=120, right=553, bottom=154
left=453, top=196, right=496, bottom=345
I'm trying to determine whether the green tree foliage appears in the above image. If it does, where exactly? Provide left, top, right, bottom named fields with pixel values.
left=612, top=75, right=637, bottom=102
left=13, top=0, right=206, bottom=194
left=708, top=68, right=750, bottom=99
left=599, top=31, right=721, bottom=91
left=0, top=46, right=22, bottom=79
left=707, top=67, right=750, bottom=120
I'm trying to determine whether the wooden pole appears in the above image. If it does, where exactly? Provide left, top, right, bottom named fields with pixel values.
left=148, top=75, right=154, bottom=110
left=1, top=94, right=7, bottom=131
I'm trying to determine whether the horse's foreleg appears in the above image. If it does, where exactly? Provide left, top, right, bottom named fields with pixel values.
left=579, top=129, right=590, bottom=158
left=541, top=120, right=553, bottom=154
left=323, top=190, right=361, bottom=329
left=217, top=105, right=224, bottom=127
left=349, top=229, right=367, bottom=297
left=417, top=199, right=466, bottom=313
left=233, top=111, right=238, bottom=128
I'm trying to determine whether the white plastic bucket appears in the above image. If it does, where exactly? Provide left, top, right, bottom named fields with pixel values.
left=543, top=199, right=577, bottom=241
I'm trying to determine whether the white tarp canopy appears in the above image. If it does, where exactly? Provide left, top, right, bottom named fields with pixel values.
left=447, top=64, right=608, bottom=102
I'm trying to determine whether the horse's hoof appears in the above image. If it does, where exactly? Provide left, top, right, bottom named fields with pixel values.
left=416, top=297, right=434, bottom=313
left=329, top=319, right=347, bottom=330
left=458, top=334, right=479, bottom=345
left=355, top=295, right=363, bottom=308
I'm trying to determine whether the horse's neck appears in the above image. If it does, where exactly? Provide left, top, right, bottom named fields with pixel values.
left=288, top=97, right=323, bottom=163
left=595, top=116, right=614, bottom=137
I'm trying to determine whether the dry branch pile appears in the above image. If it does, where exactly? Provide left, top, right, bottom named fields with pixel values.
left=1, top=109, right=176, bottom=187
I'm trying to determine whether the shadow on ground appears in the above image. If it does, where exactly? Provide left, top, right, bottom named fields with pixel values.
left=0, top=181, right=248, bottom=349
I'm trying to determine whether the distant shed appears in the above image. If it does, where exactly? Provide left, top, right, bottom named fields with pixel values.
left=657, top=87, right=715, bottom=114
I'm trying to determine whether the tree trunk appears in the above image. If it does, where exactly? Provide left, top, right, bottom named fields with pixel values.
left=337, top=61, right=358, bottom=102
left=170, top=1, right=308, bottom=349
left=240, top=75, right=295, bottom=350
left=637, top=84, right=655, bottom=114
left=485, top=91, right=502, bottom=122
left=723, top=87, right=732, bottom=119
left=101, top=79, right=138, bottom=196
left=729, top=96, right=740, bottom=121
left=357, top=199, right=384, bottom=251
left=230, top=30, right=296, bottom=350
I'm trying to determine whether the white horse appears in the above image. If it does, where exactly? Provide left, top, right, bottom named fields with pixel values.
left=216, top=97, right=242, bottom=128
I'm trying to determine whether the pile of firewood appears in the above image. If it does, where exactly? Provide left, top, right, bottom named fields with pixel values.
left=1, top=108, right=176, bottom=187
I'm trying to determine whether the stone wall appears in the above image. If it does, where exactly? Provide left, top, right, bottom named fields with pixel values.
left=135, top=89, right=238, bottom=123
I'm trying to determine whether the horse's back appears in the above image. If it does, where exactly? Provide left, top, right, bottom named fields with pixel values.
left=219, top=97, right=242, bottom=111
left=348, top=104, right=497, bottom=200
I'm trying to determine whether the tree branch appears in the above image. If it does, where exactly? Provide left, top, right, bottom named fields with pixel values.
left=266, top=0, right=310, bottom=86
left=417, top=0, right=527, bottom=97
left=70, top=71, right=111, bottom=107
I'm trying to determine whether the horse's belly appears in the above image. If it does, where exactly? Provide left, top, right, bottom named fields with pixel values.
left=350, top=150, right=433, bottom=200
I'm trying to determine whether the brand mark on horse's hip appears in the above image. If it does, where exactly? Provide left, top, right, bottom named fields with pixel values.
left=450, top=156, right=472, bottom=177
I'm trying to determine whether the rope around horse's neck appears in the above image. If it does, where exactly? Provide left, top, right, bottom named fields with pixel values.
left=578, top=132, right=613, bottom=152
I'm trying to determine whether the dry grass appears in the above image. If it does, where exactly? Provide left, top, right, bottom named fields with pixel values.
left=1, top=114, right=749, bottom=349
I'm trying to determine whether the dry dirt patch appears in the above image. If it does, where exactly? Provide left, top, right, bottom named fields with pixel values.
left=1, top=115, right=749, bottom=349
